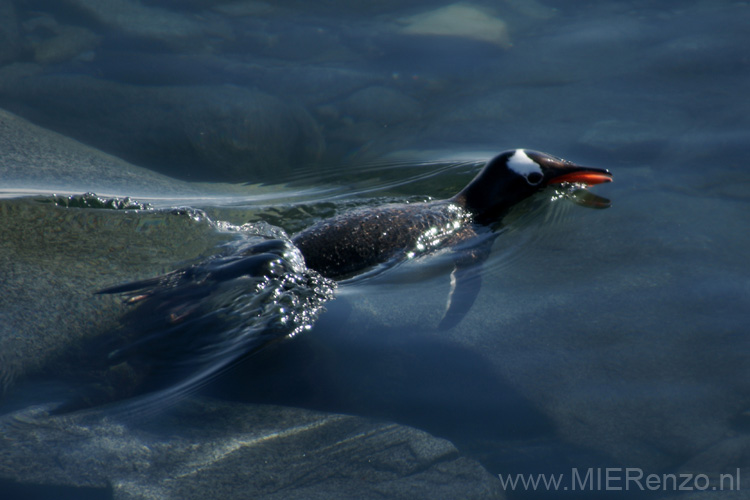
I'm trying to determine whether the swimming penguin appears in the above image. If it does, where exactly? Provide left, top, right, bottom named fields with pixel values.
left=89, top=149, right=610, bottom=408
left=292, top=148, right=612, bottom=327
left=102, top=149, right=611, bottom=337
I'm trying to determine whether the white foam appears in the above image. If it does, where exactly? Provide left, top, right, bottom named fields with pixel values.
left=507, top=149, right=542, bottom=177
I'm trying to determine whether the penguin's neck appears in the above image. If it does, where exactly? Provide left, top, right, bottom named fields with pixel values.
left=450, top=171, right=515, bottom=225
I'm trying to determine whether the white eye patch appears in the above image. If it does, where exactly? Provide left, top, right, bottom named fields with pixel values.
left=507, top=149, right=543, bottom=179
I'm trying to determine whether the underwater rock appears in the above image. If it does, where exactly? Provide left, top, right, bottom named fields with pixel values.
left=0, top=2, right=22, bottom=64
left=489, top=12, right=647, bottom=87
left=398, top=3, right=512, bottom=49
left=0, top=75, right=324, bottom=183
left=341, top=86, right=421, bottom=125
left=0, top=398, right=506, bottom=499
left=500, top=0, right=556, bottom=20
left=204, top=0, right=439, bottom=16
left=578, top=119, right=667, bottom=156
left=439, top=92, right=506, bottom=123
left=60, top=0, right=226, bottom=44
left=0, top=106, right=201, bottom=195
left=28, top=22, right=101, bottom=65
left=250, top=65, right=380, bottom=106
left=236, top=21, right=353, bottom=62
left=0, top=107, right=326, bottom=398
left=0, top=195, right=234, bottom=394
left=656, top=493, right=748, bottom=500
left=178, top=85, right=324, bottom=181
left=327, top=120, right=387, bottom=146
left=644, top=4, right=750, bottom=78
left=308, top=187, right=750, bottom=477
left=212, top=1, right=275, bottom=17
left=673, top=434, right=749, bottom=492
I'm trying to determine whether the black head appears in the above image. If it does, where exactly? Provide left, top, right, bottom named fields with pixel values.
left=451, top=149, right=612, bottom=223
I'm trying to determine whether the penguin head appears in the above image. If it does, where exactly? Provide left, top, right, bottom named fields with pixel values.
left=452, top=149, right=612, bottom=223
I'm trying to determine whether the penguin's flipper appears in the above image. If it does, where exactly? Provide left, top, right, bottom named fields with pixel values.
left=438, top=263, right=483, bottom=330
left=438, top=233, right=496, bottom=330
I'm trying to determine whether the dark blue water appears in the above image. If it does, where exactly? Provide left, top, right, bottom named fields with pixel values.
left=2, top=1, right=750, bottom=499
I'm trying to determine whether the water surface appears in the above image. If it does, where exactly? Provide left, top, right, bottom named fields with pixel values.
left=1, top=1, right=750, bottom=498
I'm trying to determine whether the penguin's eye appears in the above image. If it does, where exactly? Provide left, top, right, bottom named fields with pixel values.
left=526, top=172, right=543, bottom=185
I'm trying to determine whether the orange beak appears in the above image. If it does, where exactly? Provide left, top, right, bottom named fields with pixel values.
left=546, top=169, right=613, bottom=186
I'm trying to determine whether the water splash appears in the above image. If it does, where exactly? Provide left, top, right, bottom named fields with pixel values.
left=40, top=192, right=153, bottom=210
left=75, top=218, right=335, bottom=415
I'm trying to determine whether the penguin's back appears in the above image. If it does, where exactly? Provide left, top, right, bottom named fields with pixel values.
left=292, top=201, right=473, bottom=279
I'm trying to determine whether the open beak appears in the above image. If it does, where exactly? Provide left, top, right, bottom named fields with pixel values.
left=541, top=161, right=613, bottom=208
left=544, top=165, right=613, bottom=186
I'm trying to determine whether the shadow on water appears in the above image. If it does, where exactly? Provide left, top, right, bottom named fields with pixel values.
left=206, top=303, right=553, bottom=443
left=203, top=293, right=636, bottom=500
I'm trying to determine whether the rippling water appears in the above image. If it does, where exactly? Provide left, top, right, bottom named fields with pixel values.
left=2, top=1, right=750, bottom=499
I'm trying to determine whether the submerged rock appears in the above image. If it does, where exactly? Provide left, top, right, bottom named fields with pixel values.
left=212, top=1, right=275, bottom=17
left=27, top=22, right=100, bottom=65
left=178, top=84, right=324, bottom=181
left=252, top=65, right=379, bottom=106
left=314, top=185, right=750, bottom=478
left=0, top=106, right=200, bottom=195
left=0, top=2, right=22, bottom=64
left=398, top=3, right=512, bottom=49
left=501, top=0, right=556, bottom=20
left=0, top=398, right=504, bottom=499
left=578, top=119, right=668, bottom=158
left=0, top=73, right=324, bottom=183
left=0, top=197, right=233, bottom=394
left=341, top=86, right=422, bottom=125
left=59, top=0, right=226, bottom=44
